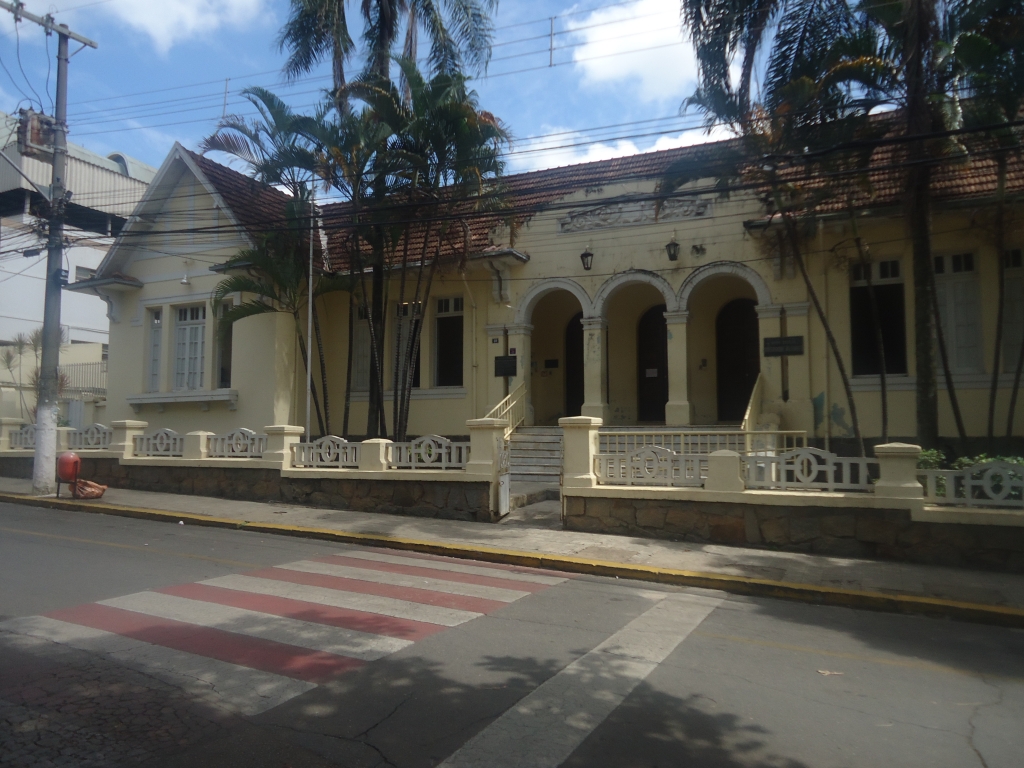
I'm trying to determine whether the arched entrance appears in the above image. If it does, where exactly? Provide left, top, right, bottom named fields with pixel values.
left=637, top=304, right=668, bottom=422
left=564, top=312, right=584, bottom=417
left=716, top=298, right=760, bottom=422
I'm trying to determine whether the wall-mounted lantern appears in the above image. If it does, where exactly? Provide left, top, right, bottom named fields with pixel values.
left=665, top=232, right=680, bottom=262
left=580, top=246, right=594, bottom=271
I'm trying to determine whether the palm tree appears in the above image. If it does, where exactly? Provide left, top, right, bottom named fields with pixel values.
left=278, top=0, right=497, bottom=108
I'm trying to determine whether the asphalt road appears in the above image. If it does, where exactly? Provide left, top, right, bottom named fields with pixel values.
left=1, top=500, right=1022, bottom=768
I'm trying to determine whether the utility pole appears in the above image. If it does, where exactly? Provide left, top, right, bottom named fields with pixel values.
left=0, top=1, right=97, bottom=494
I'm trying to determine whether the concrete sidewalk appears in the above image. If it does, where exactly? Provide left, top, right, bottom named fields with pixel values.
left=2, top=476, right=1024, bottom=624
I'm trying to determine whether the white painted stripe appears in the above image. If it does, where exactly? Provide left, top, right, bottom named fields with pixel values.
left=201, top=574, right=481, bottom=627
left=280, top=560, right=531, bottom=603
left=438, top=591, right=723, bottom=768
left=99, top=592, right=413, bottom=661
left=341, top=550, right=567, bottom=585
left=0, top=615, right=314, bottom=716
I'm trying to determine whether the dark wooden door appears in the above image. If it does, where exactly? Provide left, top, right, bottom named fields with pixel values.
left=637, top=304, right=668, bottom=422
left=716, top=298, right=760, bottom=422
left=564, top=312, right=584, bottom=417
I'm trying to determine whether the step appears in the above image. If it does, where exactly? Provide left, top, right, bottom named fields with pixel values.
left=516, top=427, right=563, bottom=433
left=509, top=449, right=563, bottom=459
left=510, top=458, right=562, bottom=469
left=510, top=466, right=561, bottom=477
left=511, top=473, right=560, bottom=483
left=510, top=433, right=563, bottom=443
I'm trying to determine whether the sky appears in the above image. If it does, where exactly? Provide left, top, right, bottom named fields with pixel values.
left=0, top=0, right=731, bottom=180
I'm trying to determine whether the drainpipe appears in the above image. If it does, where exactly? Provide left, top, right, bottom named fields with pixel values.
left=461, top=270, right=478, bottom=416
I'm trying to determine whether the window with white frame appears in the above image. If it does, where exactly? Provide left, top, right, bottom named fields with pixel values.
left=849, top=259, right=908, bottom=375
left=1004, top=248, right=1024, bottom=373
left=174, top=305, right=206, bottom=390
left=352, top=304, right=371, bottom=391
left=435, top=297, right=464, bottom=387
left=933, top=253, right=983, bottom=373
left=148, top=309, right=162, bottom=393
left=394, top=302, right=421, bottom=388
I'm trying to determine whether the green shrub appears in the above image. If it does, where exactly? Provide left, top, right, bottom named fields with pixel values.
left=917, top=449, right=944, bottom=470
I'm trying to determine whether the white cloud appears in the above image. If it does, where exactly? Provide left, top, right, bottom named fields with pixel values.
left=565, top=0, right=697, bottom=104
left=507, top=123, right=731, bottom=174
left=92, top=0, right=269, bottom=54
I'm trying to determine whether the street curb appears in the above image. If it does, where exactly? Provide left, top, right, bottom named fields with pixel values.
left=4, top=491, right=1024, bottom=628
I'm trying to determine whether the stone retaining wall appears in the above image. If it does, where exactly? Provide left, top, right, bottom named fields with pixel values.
left=563, top=496, right=1024, bottom=572
left=0, top=457, right=494, bottom=522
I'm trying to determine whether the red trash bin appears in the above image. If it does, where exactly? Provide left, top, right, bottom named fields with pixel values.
left=57, top=451, right=81, bottom=498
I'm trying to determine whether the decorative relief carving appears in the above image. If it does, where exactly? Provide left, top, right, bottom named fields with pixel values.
left=559, top=196, right=712, bottom=233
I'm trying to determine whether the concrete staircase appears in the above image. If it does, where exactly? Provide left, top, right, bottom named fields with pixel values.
left=509, top=426, right=562, bottom=484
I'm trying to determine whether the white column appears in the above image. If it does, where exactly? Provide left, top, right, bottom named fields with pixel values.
left=756, top=304, right=784, bottom=410
left=664, top=310, right=692, bottom=426
left=184, top=431, right=214, bottom=461
left=506, top=323, right=533, bottom=425
left=358, top=438, right=392, bottom=471
left=580, top=317, right=610, bottom=421
left=465, top=417, right=507, bottom=478
left=874, top=443, right=923, bottom=500
left=110, top=419, right=148, bottom=459
left=263, top=424, right=304, bottom=468
left=559, top=415, right=601, bottom=488
left=484, top=323, right=507, bottom=411
left=0, top=418, right=23, bottom=451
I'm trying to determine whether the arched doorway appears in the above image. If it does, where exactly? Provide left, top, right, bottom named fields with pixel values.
left=637, top=304, right=668, bottom=422
left=565, top=312, right=584, bottom=417
left=716, top=298, right=760, bottom=422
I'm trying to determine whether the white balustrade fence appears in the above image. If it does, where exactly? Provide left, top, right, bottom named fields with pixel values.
left=10, top=424, right=35, bottom=449
left=921, top=462, right=1024, bottom=508
left=207, top=428, right=267, bottom=458
left=292, top=436, right=361, bottom=468
left=595, top=445, right=706, bottom=487
left=599, top=430, right=806, bottom=455
left=388, top=435, right=470, bottom=470
left=68, top=424, right=112, bottom=450
left=133, top=429, right=184, bottom=457
left=743, top=448, right=878, bottom=492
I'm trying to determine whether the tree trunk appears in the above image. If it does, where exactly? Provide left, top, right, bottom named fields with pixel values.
left=342, top=292, right=354, bottom=440
left=777, top=204, right=865, bottom=456
left=928, top=264, right=968, bottom=448
left=987, top=154, right=1008, bottom=448
left=1007, top=321, right=1024, bottom=438
left=855, top=235, right=888, bottom=442
left=312, top=297, right=330, bottom=435
left=364, top=261, right=387, bottom=438
left=295, top=319, right=325, bottom=436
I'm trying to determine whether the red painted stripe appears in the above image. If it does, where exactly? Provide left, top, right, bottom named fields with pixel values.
left=247, top=567, right=505, bottom=614
left=155, top=583, right=443, bottom=641
left=316, top=555, right=549, bottom=593
left=45, top=603, right=364, bottom=684
left=365, top=547, right=572, bottom=579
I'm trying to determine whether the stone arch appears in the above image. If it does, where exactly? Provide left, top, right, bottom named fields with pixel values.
left=591, top=269, right=677, bottom=318
left=677, top=261, right=773, bottom=312
left=514, top=278, right=593, bottom=326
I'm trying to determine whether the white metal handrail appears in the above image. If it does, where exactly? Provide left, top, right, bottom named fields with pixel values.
left=921, top=462, right=1024, bottom=508
left=743, top=448, right=877, bottom=492
left=388, top=434, right=470, bottom=469
left=292, top=436, right=361, bottom=468
left=598, top=430, right=806, bottom=455
left=133, top=429, right=184, bottom=457
left=10, top=424, right=35, bottom=449
left=595, top=445, right=707, bottom=487
left=741, top=372, right=763, bottom=432
left=484, top=381, right=527, bottom=439
left=68, top=423, right=112, bottom=450
left=207, top=428, right=267, bottom=458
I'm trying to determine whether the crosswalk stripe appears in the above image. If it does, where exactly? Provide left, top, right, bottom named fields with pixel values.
left=438, top=591, right=724, bottom=768
left=156, top=582, right=445, bottom=641
left=201, top=573, right=481, bottom=627
left=280, top=560, right=531, bottom=603
left=100, top=592, right=413, bottom=661
left=338, top=550, right=567, bottom=586
left=0, top=615, right=315, bottom=716
left=370, top=548, right=572, bottom=580
left=316, top=554, right=557, bottom=592
left=253, top=566, right=510, bottom=613
left=44, top=603, right=365, bottom=684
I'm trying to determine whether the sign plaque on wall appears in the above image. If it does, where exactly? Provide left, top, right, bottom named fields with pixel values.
left=494, top=355, right=517, bottom=377
left=763, top=336, right=805, bottom=357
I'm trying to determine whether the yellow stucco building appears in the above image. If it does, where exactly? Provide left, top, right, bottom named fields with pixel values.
left=68, top=141, right=1024, bottom=453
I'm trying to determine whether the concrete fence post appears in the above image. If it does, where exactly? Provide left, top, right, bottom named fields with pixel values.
left=184, top=431, right=214, bottom=461
left=704, top=449, right=745, bottom=492
left=874, top=442, right=924, bottom=499
left=358, top=439, right=392, bottom=472
left=0, top=418, right=24, bottom=451
left=263, top=425, right=304, bottom=469
left=559, top=416, right=602, bottom=488
left=56, top=427, right=73, bottom=453
left=109, top=420, right=148, bottom=459
left=465, top=418, right=508, bottom=478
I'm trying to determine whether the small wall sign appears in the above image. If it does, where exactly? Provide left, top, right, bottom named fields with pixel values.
left=494, top=355, right=517, bottom=377
left=763, top=336, right=804, bottom=356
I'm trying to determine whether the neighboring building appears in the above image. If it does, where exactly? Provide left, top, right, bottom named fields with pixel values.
left=70, top=139, right=1024, bottom=451
left=0, top=110, right=156, bottom=344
